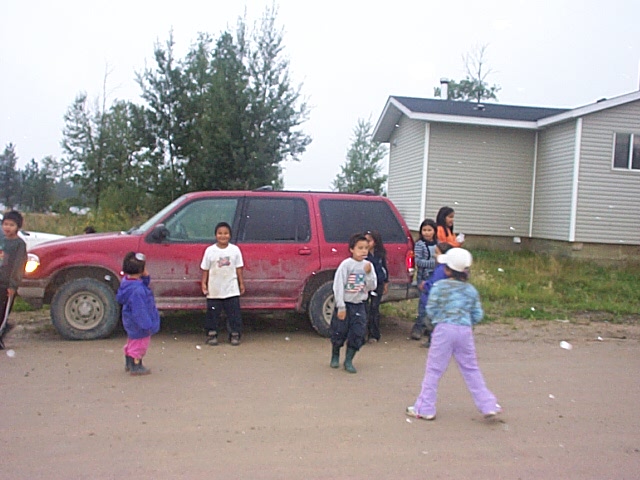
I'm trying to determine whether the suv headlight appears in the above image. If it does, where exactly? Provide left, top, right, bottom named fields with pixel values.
left=25, top=253, right=40, bottom=274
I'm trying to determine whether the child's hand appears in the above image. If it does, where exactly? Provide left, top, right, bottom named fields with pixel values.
left=364, top=261, right=372, bottom=274
left=337, top=309, right=346, bottom=320
left=239, top=283, right=245, bottom=295
left=201, top=284, right=208, bottom=296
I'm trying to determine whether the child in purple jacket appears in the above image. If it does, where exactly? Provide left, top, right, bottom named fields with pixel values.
left=117, top=252, right=160, bottom=376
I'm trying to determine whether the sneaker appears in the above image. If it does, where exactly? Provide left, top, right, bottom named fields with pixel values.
left=484, top=404, right=503, bottom=419
left=406, top=406, right=435, bottom=421
left=368, top=338, right=378, bottom=344
left=230, top=333, right=240, bottom=346
left=484, top=403, right=502, bottom=419
left=205, top=331, right=218, bottom=346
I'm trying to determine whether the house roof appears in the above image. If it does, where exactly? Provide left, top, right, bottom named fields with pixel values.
left=373, top=90, right=640, bottom=142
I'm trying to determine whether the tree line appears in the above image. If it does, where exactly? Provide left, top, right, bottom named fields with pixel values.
left=1, top=7, right=311, bottom=216
left=1, top=24, right=498, bottom=217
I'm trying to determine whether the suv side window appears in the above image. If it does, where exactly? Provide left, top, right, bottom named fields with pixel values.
left=239, top=197, right=310, bottom=242
left=320, top=199, right=406, bottom=243
left=164, top=198, right=239, bottom=242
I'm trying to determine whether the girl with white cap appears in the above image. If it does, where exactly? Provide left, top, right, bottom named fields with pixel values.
left=406, top=248, right=501, bottom=421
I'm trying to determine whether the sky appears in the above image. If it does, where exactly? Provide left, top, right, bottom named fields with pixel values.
left=1, top=0, right=639, bottom=191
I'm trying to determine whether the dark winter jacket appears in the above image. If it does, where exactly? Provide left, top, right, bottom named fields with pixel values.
left=116, top=275, right=161, bottom=339
left=366, top=251, right=388, bottom=294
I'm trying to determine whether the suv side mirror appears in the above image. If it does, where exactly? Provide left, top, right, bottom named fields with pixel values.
left=150, top=224, right=170, bottom=243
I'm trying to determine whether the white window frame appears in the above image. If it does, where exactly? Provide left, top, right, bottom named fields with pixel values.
left=612, top=132, right=640, bottom=171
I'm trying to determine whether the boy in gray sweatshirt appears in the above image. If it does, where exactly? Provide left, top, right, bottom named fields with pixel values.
left=329, top=233, right=377, bottom=373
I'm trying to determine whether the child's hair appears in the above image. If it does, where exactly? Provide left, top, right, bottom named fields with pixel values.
left=365, top=230, right=386, bottom=259
left=349, top=233, right=368, bottom=249
left=437, top=242, right=453, bottom=254
left=418, top=218, right=437, bottom=243
left=122, top=251, right=146, bottom=275
left=447, top=267, right=469, bottom=281
left=2, top=210, right=23, bottom=229
left=214, top=221, right=232, bottom=238
left=436, top=206, right=455, bottom=235
left=83, top=225, right=96, bottom=234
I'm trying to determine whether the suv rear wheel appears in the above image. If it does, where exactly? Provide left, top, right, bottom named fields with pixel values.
left=51, top=278, right=119, bottom=340
left=308, top=281, right=334, bottom=337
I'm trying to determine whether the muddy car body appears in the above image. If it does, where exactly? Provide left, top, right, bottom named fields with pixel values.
left=19, top=190, right=416, bottom=340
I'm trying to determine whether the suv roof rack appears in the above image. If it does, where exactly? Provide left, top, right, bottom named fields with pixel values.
left=356, top=188, right=377, bottom=195
left=254, top=185, right=274, bottom=191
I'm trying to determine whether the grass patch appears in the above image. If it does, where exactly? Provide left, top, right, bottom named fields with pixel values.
left=22, top=211, right=145, bottom=236
left=382, top=249, right=640, bottom=324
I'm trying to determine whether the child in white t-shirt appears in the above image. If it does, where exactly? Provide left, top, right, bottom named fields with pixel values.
left=200, top=222, right=245, bottom=346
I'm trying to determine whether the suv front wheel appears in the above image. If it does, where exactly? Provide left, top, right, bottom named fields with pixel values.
left=308, top=281, right=335, bottom=338
left=51, top=278, right=120, bottom=340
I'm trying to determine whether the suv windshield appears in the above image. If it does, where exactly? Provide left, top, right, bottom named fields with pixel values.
left=131, top=197, right=185, bottom=234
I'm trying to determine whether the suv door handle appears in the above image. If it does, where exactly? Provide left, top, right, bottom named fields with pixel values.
left=297, top=247, right=312, bottom=255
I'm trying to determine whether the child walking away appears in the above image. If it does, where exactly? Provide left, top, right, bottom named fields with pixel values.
left=200, top=222, right=245, bottom=346
left=436, top=206, right=464, bottom=248
left=415, top=242, right=452, bottom=348
left=365, top=230, right=388, bottom=343
left=410, top=219, right=438, bottom=340
left=117, top=252, right=161, bottom=376
left=0, top=211, right=27, bottom=350
left=330, top=233, right=377, bottom=373
left=406, top=248, right=501, bottom=421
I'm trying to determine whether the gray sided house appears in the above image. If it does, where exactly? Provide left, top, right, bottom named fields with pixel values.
left=373, top=91, right=640, bottom=257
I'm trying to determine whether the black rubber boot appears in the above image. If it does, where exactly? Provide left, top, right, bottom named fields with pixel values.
left=125, top=355, right=134, bottom=372
left=330, top=344, right=341, bottom=368
left=130, top=358, right=151, bottom=376
left=344, top=347, right=358, bottom=374
left=410, top=323, right=423, bottom=340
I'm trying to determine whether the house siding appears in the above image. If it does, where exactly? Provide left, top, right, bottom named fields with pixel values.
left=575, top=101, right=640, bottom=245
left=387, top=117, right=426, bottom=230
left=425, top=124, right=535, bottom=236
left=532, top=121, right=576, bottom=241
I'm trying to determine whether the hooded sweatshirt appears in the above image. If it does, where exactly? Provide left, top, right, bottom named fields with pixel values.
left=116, top=275, right=161, bottom=339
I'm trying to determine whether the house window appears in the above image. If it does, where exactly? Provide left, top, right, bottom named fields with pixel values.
left=613, top=133, right=640, bottom=170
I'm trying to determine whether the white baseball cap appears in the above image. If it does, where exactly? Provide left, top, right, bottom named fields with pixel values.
left=437, top=248, right=472, bottom=272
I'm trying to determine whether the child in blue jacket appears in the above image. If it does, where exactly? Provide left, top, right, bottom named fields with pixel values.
left=117, top=252, right=161, bottom=376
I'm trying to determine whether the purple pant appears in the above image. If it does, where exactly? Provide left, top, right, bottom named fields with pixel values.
left=413, top=323, right=498, bottom=417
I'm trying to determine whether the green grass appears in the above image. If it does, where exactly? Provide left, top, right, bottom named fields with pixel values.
left=23, top=211, right=144, bottom=236
left=382, top=249, right=640, bottom=324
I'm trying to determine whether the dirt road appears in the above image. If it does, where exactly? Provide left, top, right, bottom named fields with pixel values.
left=1, top=312, right=639, bottom=479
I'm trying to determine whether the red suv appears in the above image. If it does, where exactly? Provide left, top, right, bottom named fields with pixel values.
left=19, top=190, right=416, bottom=340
